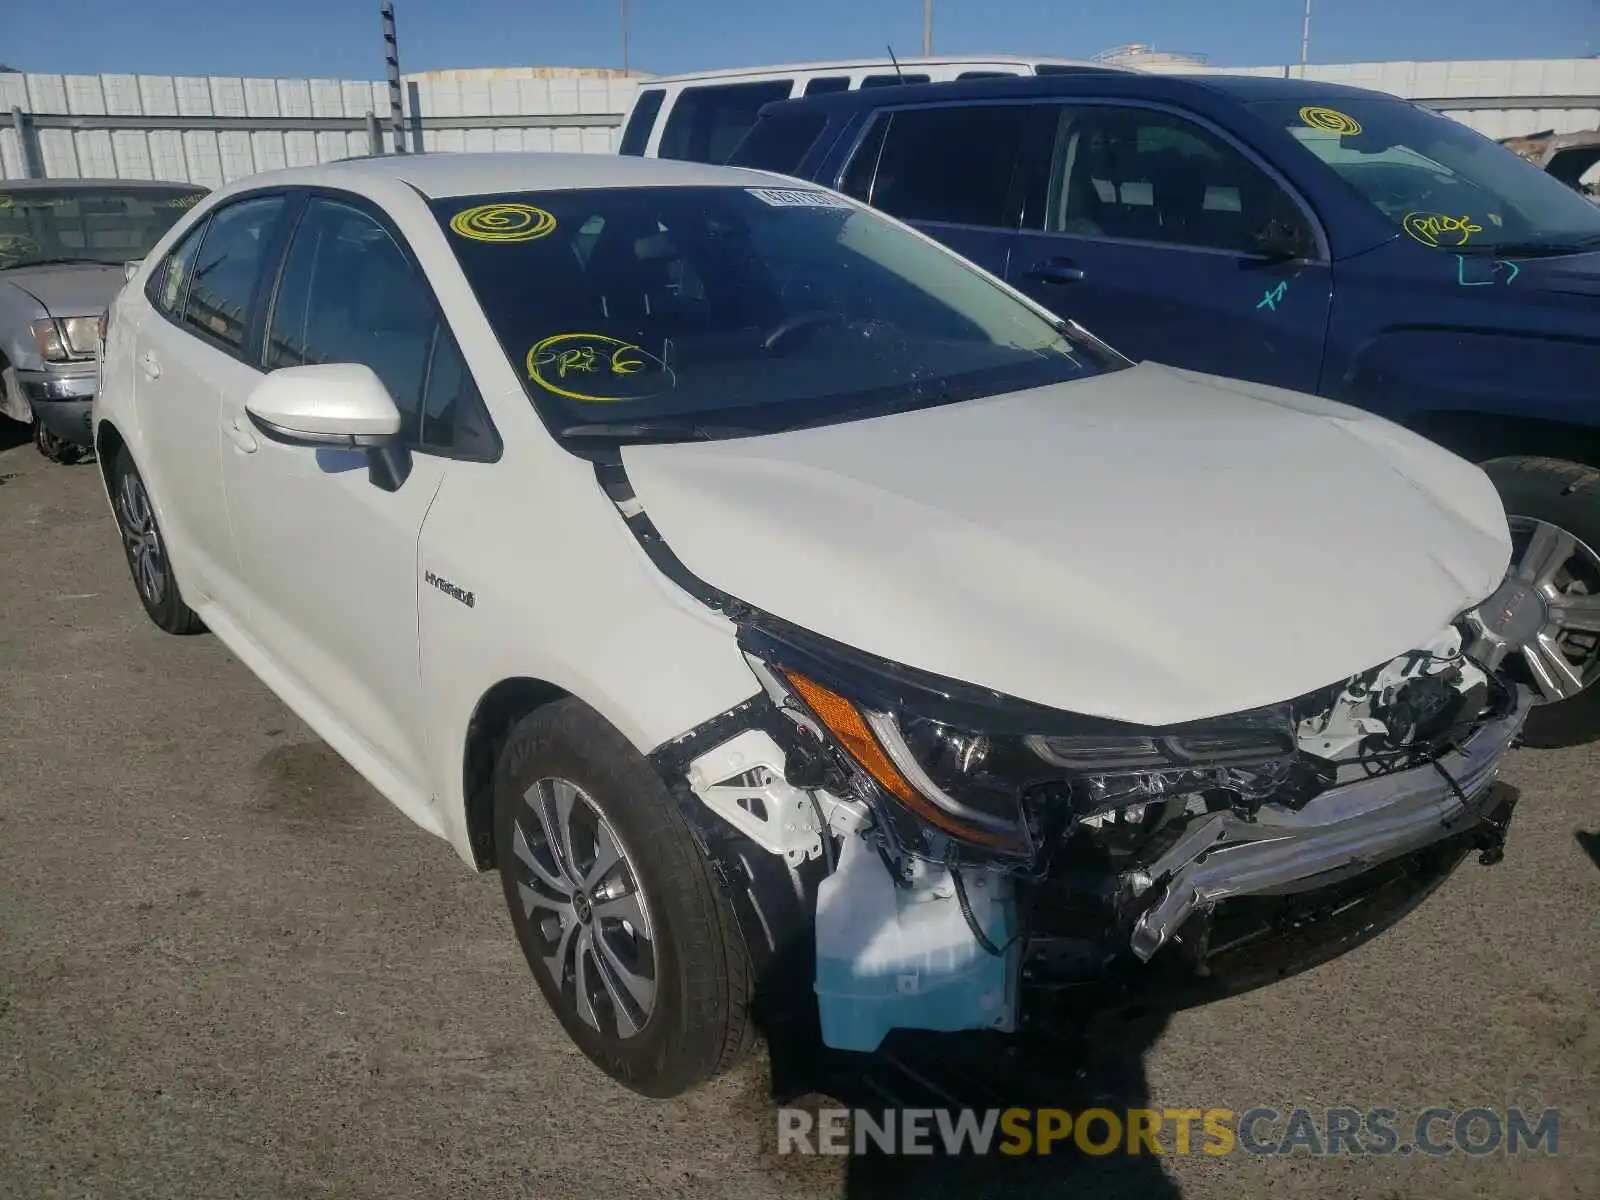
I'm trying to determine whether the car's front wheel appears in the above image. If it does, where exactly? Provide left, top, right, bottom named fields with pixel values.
left=110, top=447, right=205, bottom=635
left=493, top=699, right=753, bottom=1097
left=1479, top=456, right=1600, bottom=747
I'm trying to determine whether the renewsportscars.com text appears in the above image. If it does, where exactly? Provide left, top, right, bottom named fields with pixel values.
left=777, top=1106, right=1561, bottom=1157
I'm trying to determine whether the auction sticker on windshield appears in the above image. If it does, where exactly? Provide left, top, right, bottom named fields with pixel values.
left=526, top=333, right=675, bottom=403
left=747, top=188, right=854, bottom=210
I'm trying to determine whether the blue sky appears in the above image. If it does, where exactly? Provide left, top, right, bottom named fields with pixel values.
left=12, top=0, right=1597, bottom=80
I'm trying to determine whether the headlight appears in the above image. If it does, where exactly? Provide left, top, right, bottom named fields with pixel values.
left=764, top=653, right=1298, bottom=861
left=60, top=316, right=100, bottom=357
left=29, top=317, right=97, bottom=362
left=30, top=318, right=67, bottom=362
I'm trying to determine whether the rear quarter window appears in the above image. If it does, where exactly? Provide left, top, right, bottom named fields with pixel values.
left=619, top=88, right=665, bottom=156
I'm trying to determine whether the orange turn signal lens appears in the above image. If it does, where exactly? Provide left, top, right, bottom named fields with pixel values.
left=782, top=669, right=1015, bottom=849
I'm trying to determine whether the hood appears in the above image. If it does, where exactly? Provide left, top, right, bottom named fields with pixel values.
left=0, top=263, right=124, bottom=317
left=621, top=362, right=1513, bottom=726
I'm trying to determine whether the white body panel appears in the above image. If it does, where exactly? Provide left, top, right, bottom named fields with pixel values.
left=92, top=151, right=1511, bottom=878
left=623, top=361, right=1511, bottom=725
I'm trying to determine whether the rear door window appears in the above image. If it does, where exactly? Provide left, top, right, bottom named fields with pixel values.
left=658, top=81, right=796, bottom=164
left=180, top=195, right=286, bottom=352
left=147, top=220, right=208, bottom=318
left=618, top=88, right=665, bottom=156
left=839, top=105, right=1030, bottom=228
left=727, top=111, right=831, bottom=174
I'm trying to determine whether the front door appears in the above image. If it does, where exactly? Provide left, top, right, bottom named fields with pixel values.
left=219, top=195, right=453, bottom=799
left=835, top=102, right=1036, bottom=280
left=1006, top=102, right=1332, bottom=394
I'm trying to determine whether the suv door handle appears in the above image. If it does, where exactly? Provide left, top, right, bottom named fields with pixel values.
left=137, top=350, right=161, bottom=380
left=1025, top=259, right=1085, bottom=285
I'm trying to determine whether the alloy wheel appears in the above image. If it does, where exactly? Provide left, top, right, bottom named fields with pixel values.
left=1468, top=516, right=1600, bottom=703
left=116, top=469, right=166, bottom=607
left=509, top=777, right=658, bottom=1039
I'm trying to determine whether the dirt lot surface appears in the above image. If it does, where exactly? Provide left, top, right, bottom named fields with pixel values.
left=1, top=426, right=1595, bottom=1198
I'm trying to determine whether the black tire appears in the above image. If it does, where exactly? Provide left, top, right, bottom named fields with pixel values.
left=33, top=417, right=84, bottom=465
left=110, top=447, right=205, bottom=635
left=493, top=699, right=754, bottom=1097
left=1481, top=455, right=1600, bottom=748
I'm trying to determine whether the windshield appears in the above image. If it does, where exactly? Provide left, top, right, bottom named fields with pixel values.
left=434, top=186, right=1103, bottom=441
left=1253, top=98, right=1600, bottom=253
left=0, top=185, right=207, bottom=270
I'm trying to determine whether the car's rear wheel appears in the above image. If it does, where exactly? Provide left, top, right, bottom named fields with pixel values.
left=110, top=447, right=205, bottom=635
left=493, top=699, right=753, bottom=1097
left=1479, top=456, right=1600, bottom=747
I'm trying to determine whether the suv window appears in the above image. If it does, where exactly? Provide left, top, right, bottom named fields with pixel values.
left=618, top=88, right=665, bottom=156
left=181, top=195, right=285, bottom=351
left=658, top=81, right=796, bottom=164
left=727, top=110, right=830, bottom=174
left=861, top=74, right=931, bottom=88
left=149, top=220, right=207, bottom=318
left=840, top=105, right=1030, bottom=228
left=1040, top=106, right=1305, bottom=255
left=803, top=76, right=850, bottom=96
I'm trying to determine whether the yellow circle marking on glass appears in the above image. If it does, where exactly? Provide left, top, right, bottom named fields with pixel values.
left=1298, top=106, right=1362, bottom=136
left=449, top=202, right=557, bottom=244
left=526, top=332, right=674, bottom=403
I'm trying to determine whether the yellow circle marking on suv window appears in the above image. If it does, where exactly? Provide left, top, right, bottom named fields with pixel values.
left=1298, top=106, right=1362, bottom=136
left=526, top=333, right=675, bottom=403
left=450, top=203, right=557, bottom=243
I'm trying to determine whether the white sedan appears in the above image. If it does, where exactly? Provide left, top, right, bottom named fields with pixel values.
left=95, top=153, right=1530, bottom=1097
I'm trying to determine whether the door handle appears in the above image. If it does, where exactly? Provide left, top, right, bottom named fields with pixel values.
left=225, top=415, right=258, bottom=454
left=137, top=349, right=161, bottom=380
left=1025, top=259, right=1086, bottom=285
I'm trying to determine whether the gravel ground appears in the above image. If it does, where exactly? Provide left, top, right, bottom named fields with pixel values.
left=0, top=425, right=1595, bottom=1199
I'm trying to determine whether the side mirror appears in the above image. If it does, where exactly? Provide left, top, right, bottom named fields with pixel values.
left=246, top=363, right=401, bottom=447
left=1253, top=217, right=1315, bottom=264
left=245, top=363, right=412, bottom=491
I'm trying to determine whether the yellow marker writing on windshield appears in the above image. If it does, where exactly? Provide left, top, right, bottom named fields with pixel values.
left=1298, top=106, right=1362, bottom=136
left=450, top=203, right=557, bottom=244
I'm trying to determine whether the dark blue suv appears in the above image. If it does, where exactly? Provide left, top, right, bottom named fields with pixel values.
left=728, top=72, right=1600, bottom=747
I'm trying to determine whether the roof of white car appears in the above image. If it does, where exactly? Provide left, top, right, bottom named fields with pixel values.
left=310, top=152, right=784, bottom=199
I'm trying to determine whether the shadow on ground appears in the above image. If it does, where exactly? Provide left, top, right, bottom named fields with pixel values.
left=0, top=415, right=29, bottom=454
left=763, top=1008, right=1180, bottom=1199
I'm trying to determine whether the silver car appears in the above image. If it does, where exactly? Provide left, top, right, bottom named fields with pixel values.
left=0, top=178, right=206, bottom=462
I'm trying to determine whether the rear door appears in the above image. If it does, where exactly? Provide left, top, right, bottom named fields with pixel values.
left=1005, top=102, right=1331, bottom=392
left=134, top=192, right=290, bottom=617
left=834, top=102, right=1033, bottom=280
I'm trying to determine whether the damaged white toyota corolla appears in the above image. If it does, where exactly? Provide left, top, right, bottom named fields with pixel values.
left=95, top=154, right=1531, bottom=1098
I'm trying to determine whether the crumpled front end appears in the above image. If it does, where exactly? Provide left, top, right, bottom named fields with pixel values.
left=663, top=616, right=1527, bottom=1054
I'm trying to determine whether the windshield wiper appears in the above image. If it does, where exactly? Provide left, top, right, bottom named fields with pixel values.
left=557, top=420, right=762, bottom=443
left=1456, top=234, right=1600, bottom=257
left=2, top=256, right=127, bottom=268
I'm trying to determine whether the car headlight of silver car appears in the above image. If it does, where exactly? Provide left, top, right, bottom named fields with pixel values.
left=30, top=316, right=99, bottom=362
left=744, top=630, right=1298, bottom=861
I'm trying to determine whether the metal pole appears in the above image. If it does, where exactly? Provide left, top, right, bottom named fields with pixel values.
left=620, top=0, right=630, bottom=73
left=922, top=0, right=932, bottom=55
left=1299, top=0, right=1311, bottom=78
left=381, top=1, right=406, bottom=154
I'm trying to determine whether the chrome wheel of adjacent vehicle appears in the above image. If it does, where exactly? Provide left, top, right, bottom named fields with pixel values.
left=509, top=777, right=658, bottom=1039
left=117, top=468, right=167, bottom=608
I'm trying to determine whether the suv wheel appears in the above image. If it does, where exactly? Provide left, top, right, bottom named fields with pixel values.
left=1479, top=456, right=1600, bottom=747
left=110, top=447, right=205, bottom=635
left=493, top=699, right=753, bottom=1097
left=34, top=417, right=84, bottom=465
